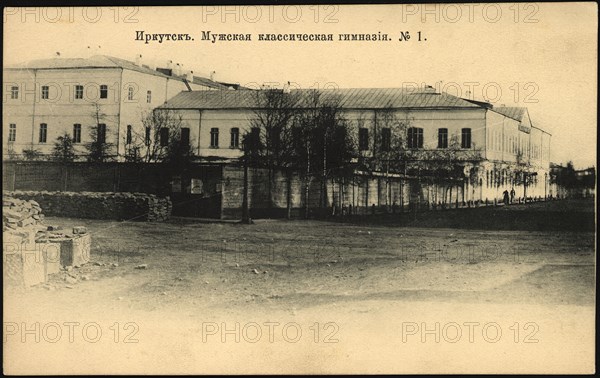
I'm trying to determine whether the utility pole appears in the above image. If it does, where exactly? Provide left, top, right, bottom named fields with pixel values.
left=305, top=143, right=311, bottom=219
left=241, top=139, right=251, bottom=224
left=241, top=157, right=250, bottom=223
left=322, top=121, right=327, bottom=209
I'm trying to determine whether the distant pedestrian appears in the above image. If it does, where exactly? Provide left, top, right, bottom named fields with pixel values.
left=503, top=190, right=510, bottom=205
left=392, top=201, right=398, bottom=214
left=371, top=203, right=376, bottom=215
left=510, top=188, right=516, bottom=203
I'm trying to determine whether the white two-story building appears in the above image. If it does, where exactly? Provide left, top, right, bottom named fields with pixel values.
left=2, top=54, right=229, bottom=160
left=160, top=87, right=551, bottom=200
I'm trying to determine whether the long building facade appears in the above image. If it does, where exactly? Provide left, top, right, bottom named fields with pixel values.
left=2, top=55, right=229, bottom=160
left=3, top=60, right=553, bottom=205
left=160, top=87, right=552, bottom=202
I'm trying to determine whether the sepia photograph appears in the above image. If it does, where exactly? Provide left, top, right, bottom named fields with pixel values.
left=2, top=3, right=597, bottom=374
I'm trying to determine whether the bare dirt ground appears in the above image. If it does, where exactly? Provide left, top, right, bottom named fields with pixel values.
left=4, top=199, right=596, bottom=374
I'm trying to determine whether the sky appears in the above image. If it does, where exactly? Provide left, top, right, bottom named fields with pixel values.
left=3, top=3, right=597, bottom=168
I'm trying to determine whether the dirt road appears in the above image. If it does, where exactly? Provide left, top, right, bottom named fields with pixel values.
left=4, top=200, right=595, bottom=373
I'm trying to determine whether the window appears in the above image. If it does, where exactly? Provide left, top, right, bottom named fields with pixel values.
left=39, top=123, right=47, bottom=143
left=230, top=127, right=240, bottom=148
left=41, top=86, right=49, bottom=99
left=146, top=90, right=152, bottom=103
left=145, top=127, right=151, bottom=145
left=181, top=127, right=190, bottom=146
left=246, top=127, right=260, bottom=151
left=381, top=127, right=391, bottom=152
left=267, top=127, right=280, bottom=149
left=160, top=127, right=169, bottom=147
left=210, top=128, right=219, bottom=148
left=73, top=124, right=82, bottom=143
left=127, top=86, right=134, bottom=101
left=75, top=85, right=83, bottom=99
left=126, top=125, right=132, bottom=145
left=438, top=128, right=448, bottom=148
left=96, top=124, right=107, bottom=143
left=407, top=127, right=423, bottom=149
left=10, top=86, right=18, bottom=99
left=8, top=124, right=16, bottom=142
left=461, top=128, right=472, bottom=148
left=100, top=85, right=108, bottom=99
left=358, top=128, right=369, bottom=151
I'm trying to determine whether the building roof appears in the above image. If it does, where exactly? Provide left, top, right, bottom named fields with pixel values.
left=492, top=106, right=526, bottom=122
left=7, top=55, right=166, bottom=77
left=192, top=76, right=230, bottom=90
left=6, top=55, right=226, bottom=89
left=161, top=87, right=486, bottom=110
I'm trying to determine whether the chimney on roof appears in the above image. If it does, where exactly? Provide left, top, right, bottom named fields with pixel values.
left=167, top=60, right=173, bottom=69
left=283, top=81, right=291, bottom=93
left=175, top=63, right=182, bottom=76
left=210, top=71, right=216, bottom=81
left=135, top=54, right=142, bottom=66
left=186, top=70, right=194, bottom=82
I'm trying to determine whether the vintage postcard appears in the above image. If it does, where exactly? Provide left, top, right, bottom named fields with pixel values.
left=2, top=3, right=596, bottom=374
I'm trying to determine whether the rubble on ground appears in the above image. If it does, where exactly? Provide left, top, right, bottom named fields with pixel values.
left=3, top=194, right=93, bottom=289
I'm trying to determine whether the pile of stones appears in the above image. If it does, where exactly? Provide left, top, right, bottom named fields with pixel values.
left=3, top=196, right=44, bottom=231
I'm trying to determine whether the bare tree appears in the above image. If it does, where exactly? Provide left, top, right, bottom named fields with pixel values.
left=513, top=150, right=534, bottom=200
left=244, top=89, right=356, bottom=218
left=85, top=102, right=115, bottom=162
left=248, top=88, right=301, bottom=213
left=291, top=90, right=356, bottom=216
left=126, top=109, right=191, bottom=164
left=413, top=136, right=483, bottom=207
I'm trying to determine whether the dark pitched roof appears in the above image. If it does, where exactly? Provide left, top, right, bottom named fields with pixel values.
left=492, top=107, right=526, bottom=122
left=100, top=55, right=169, bottom=78
left=463, top=98, right=494, bottom=109
left=161, top=87, right=486, bottom=110
left=192, top=76, right=230, bottom=90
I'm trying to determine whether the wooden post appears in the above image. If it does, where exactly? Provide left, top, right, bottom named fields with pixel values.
left=241, top=158, right=251, bottom=224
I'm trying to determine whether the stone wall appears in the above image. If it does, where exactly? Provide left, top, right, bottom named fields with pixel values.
left=5, top=191, right=171, bottom=222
